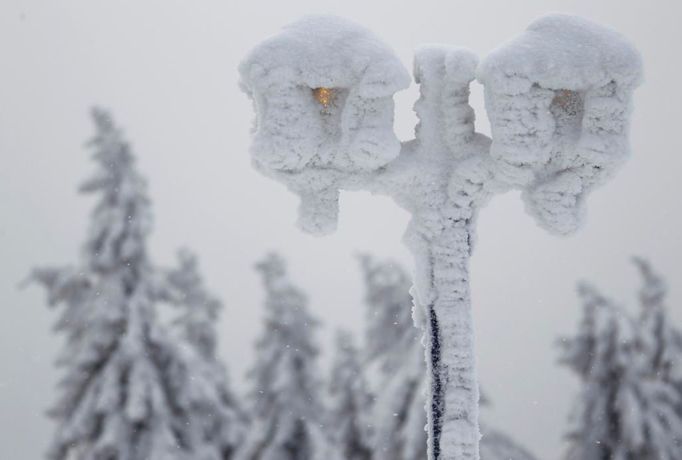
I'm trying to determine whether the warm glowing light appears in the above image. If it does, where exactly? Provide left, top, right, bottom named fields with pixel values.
left=312, top=87, right=334, bottom=108
left=551, top=89, right=582, bottom=115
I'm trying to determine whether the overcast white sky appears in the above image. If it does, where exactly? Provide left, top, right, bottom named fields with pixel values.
left=1, top=0, right=680, bottom=458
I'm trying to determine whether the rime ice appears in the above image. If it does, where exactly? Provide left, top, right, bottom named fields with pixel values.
left=240, top=14, right=642, bottom=460
left=360, top=256, right=539, bottom=460
left=478, top=14, right=643, bottom=234
left=239, top=15, right=410, bottom=234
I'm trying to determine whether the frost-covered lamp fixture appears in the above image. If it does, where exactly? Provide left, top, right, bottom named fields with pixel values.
left=239, top=14, right=641, bottom=460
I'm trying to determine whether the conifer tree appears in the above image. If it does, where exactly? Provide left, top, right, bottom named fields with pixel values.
left=560, top=281, right=682, bottom=459
left=632, top=258, right=682, bottom=454
left=359, top=255, right=426, bottom=460
left=327, top=330, right=373, bottom=460
left=238, top=253, right=335, bottom=460
left=32, top=108, right=222, bottom=459
left=634, top=258, right=682, bottom=385
left=560, top=283, right=630, bottom=459
left=164, top=249, right=247, bottom=458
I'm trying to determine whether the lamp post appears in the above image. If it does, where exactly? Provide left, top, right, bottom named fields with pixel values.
left=239, top=14, right=641, bottom=460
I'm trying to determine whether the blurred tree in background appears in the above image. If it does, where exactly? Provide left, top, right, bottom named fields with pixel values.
left=559, top=260, right=682, bottom=460
left=237, top=253, right=335, bottom=460
left=33, top=110, right=682, bottom=460
left=31, top=109, right=244, bottom=460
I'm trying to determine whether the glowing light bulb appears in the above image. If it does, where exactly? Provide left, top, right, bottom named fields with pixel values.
left=551, top=89, right=582, bottom=115
left=312, top=87, right=334, bottom=108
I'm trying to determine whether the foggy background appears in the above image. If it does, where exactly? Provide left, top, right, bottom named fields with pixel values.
left=1, top=0, right=680, bottom=458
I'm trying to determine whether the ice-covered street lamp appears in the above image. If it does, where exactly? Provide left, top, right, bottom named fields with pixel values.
left=239, top=14, right=641, bottom=460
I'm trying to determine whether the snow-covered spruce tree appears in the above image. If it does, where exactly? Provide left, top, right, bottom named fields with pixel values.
left=359, top=255, right=427, bottom=460
left=163, top=249, right=247, bottom=459
left=559, top=283, right=630, bottom=460
left=559, top=282, right=682, bottom=460
left=240, top=15, right=642, bottom=459
left=238, top=253, right=335, bottom=460
left=32, top=108, right=205, bottom=459
left=327, top=330, right=373, bottom=460
left=632, top=258, right=682, bottom=454
left=634, top=259, right=682, bottom=388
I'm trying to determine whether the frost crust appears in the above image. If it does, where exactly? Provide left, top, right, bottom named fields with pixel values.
left=478, top=14, right=643, bottom=234
left=239, top=15, right=410, bottom=234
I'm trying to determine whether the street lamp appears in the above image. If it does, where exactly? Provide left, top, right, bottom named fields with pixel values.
left=239, top=13, right=641, bottom=460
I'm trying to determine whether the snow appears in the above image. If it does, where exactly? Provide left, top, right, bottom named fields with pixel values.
left=32, top=109, right=246, bottom=460
left=361, top=256, right=539, bottom=460
left=164, top=249, right=247, bottom=458
left=478, top=14, right=643, bottom=235
left=478, top=14, right=642, bottom=93
left=238, top=253, right=337, bottom=460
left=360, top=256, right=427, bottom=460
left=413, top=46, right=479, bottom=155
left=240, top=13, right=642, bottom=460
left=559, top=260, right=682, bottom=459
left=328, top=330, right=374, bottom=460
left=239, top=15, right=410, bottom=234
